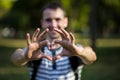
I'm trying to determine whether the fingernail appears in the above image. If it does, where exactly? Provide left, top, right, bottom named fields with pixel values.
left=37, top=28, right=40, bottom=31
left=46, top=28, right=49, bottom=32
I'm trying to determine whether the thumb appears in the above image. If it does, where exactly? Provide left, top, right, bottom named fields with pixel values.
left=42, top=54, right=53, bottom=61
left=54, top=40, right=62, bottom=45
left=39, top=40, right=50, bottom=48
left=53, top=53, right=63, bottom=61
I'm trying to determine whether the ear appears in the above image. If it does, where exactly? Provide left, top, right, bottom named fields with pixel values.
left=63, top=17, right=68, bottom=28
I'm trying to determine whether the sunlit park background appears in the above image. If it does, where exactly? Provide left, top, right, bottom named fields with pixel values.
left=0, top=0, right=120, bottom=80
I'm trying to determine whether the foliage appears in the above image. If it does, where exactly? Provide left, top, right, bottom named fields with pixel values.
left=0, top=0, right=120, bottom=38
left=0, top=0, right=15, bottom=19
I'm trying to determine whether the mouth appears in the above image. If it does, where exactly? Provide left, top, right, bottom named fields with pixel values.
left=48, top=27, right=57, bottom=34
left=51, top=30, right=57, bottom=35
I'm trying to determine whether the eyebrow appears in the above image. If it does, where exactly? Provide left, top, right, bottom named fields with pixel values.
left=45, top=17, right=62, bottom=21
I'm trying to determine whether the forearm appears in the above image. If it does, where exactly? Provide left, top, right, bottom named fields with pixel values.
left=74, top=46, right=97, bottom=65
left=11, top=48, right=28, bottom=66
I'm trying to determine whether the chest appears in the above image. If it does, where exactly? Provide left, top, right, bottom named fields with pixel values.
left=40, top=56, right=71, bottom=70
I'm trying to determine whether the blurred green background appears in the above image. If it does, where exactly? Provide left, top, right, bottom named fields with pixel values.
left=0, top=0, right=120, bottom=80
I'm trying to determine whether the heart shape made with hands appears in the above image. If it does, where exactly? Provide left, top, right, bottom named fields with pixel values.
left=43, top=41, right=72, bottom=61
left=26, top=28, right=74, bottom=61
left=46, top=43, right=63, bottom=61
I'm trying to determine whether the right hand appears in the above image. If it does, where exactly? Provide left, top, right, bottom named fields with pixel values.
left=25, top=28, right=52, bottom=61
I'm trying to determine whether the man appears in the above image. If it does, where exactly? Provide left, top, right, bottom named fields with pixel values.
left=11, top=2, right=97, bottom=80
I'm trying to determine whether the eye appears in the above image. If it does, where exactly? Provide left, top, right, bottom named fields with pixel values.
left=45, top=18, right=52, bottom=22
left=56, top=18, right=61, bottom=21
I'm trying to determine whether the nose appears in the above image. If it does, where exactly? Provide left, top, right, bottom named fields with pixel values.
left=50, top=20, right=57, bottom=28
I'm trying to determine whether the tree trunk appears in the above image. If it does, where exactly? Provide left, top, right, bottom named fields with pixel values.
left=89, top=0, right=98, bottom=51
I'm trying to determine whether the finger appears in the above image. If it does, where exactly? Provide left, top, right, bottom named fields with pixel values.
left=42, top=54, right=53, bottom=61
left=60, top=28, right=69, bottom=38
left=32, top=28, right=40, bottom=42
left=54, top=40, right=63, bottom=45
left=26, top=33, right=31, bottom=45
left=38, top=28, right=49, bottom=41
left=53, top=54, right=63, bottom=61
left=69, top=32, right=75, bottom=43
left=39, top=40, right=50, bottom=48
left=54, top=28, right=66, bottom=38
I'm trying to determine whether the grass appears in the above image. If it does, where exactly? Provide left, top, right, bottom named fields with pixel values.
left=0, top=38, right=120, bottom=48
left=0, top=46, right=30, bottom=80
left=82, top=47, right=120, bottom=80
left=0, top=38, right=120, bottom=80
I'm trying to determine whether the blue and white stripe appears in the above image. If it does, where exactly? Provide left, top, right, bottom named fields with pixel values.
left=28, top=46, right=83, bottom=80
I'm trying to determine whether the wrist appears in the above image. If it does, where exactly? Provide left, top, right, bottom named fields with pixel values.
left=73, top=44, right=84, bottom=56
left=22, top=47, right=29, bottom=61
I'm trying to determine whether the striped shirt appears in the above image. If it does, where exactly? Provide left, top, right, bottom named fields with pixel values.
left=28, top=46, right=83, bottom=80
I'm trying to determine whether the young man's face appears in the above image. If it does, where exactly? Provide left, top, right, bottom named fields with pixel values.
left=41, top=8, right=68, bottom=39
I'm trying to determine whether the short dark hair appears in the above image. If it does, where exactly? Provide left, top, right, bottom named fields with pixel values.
left=41, top=2, right=66, bottom=17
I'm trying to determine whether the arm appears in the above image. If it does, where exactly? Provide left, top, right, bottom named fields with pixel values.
left=72, top=45, right=97, bottom=65
left=11, top=48, right=28, bottom=66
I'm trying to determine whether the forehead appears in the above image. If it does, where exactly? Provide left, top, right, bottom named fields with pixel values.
left=42, top=8, right=65, bottom=19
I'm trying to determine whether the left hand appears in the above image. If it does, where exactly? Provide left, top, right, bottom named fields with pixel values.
left=53, top=28, right=80, bottom=60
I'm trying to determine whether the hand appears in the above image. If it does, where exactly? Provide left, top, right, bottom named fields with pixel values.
left=26, top=28, right=52, bottom=61
left=53, top=28, right=78, bottom=60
